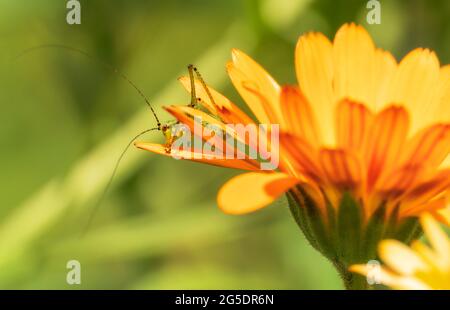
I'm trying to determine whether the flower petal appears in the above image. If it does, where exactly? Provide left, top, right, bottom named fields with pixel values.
left=379, top=240, right=428, bottom=275
left=433, top=65, right=450, bottom=123
left=280, top=133, right=323, bottom=183
left=178, top=76, right=254, bottom=124
left=432, top=205, right=450, bottom=226
left=227, top=49, right=282, bottom=124
left=373, top=48, right=397, bottom=110
left=319, top=148, right=362, bottom=191
left=400, top=124, right=450, bottom=170
left=365, top=106, right=409, bottom=191
left=333, top=23, right=376, bottom=109
left=135, top=142, right=260, bottom=171
left=280, top=85, right=320, bottom=146
left=402, top=169, right=450, bottom=208
left=336, top=99, right=374, bottom=152
left=217, top=172, right=299, bottom=214
left=420, top=214, right=450, bottom=264
left=296, top=32, right=334, bottom=145
left=386, top=48, right=440, bottom=133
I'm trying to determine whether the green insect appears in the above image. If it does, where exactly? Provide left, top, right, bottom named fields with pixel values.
left=16, top=44, right=218, bottom=233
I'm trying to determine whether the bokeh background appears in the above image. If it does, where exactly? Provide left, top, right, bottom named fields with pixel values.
left=0, top=0, right=449, bottom=289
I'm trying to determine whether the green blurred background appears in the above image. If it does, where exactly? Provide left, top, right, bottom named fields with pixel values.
left=0, top=0, right=449, bottom=289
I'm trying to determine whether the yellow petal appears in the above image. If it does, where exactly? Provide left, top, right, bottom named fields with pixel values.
left=420, top=214, right=450, bottom=264
left=373, top=48, right=397, bottom=110
left=227, top=49, right=282, bottom=124
left=349, top=264, right=430, bottom=290
left=333, top=23, right=376, bottom=109
left=386, top=48, right=440, bottom=133
left=379, top=240, right=427, bottom=275
left=433, top=65, right=450, bottom=123
left=217, top=172, right=299, bottom=214
left=296, top=32, right=334, bottom=145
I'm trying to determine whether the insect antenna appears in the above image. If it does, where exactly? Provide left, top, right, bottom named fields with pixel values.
left=15, top=44, right=170, bottom=235
left=82, top=127, right=159, bottom=235
left=15, top=44, right=162, bottom=129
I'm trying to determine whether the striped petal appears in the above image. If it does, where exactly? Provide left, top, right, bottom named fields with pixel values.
left=217, top=172, right=299, bottom=214
left=400, top=123, right=450, bottom=170
left=280, top=85, right=320, bottom=146
left=135, top=142, right=260, bottom=171
left=281, top=133, right=323, bottom=183
left=336, top=98, right=374, bottom=152
left=402, top=169, right=450, bottom=208
left=319, top=148, right=362, bottom=191
left=365, top=106, right=409, bottom=191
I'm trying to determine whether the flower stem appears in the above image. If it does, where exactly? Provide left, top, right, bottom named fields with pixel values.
left=334, top=262, right=368, bottom=290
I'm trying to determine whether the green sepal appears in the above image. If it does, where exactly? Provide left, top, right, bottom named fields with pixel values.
left=287, top=187, right=333, bottom=257
left=361, top=202, right=387, bottom=260
left=336, top=192, right=362, bottom=264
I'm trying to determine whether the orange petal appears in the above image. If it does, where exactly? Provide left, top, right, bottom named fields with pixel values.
left=217, top=172, right=299, bottom=214
left=431, top=204, right=450, bottom=226
left=135, top=142, right=260, bottom=171
left=280, top=85, right=320, bottom=146
left=335, top=99, right=374, bottom=152
left=333, top=23, right=376, bottom=109
left=402, top=169, right=450, bottom=208
left=401, top=196, right=446, bottom=218
left=386, top=48, right=440, bottom=132
left=365, top=105, right=409, bottom=191
left=295, top=32, right=334, bottom=144
left=319, top=148, right=361, bottom=191
left=377, top=164, right=426, bottom=199
left=401, top=123, right=450, bottom=169
left=280, top=133, right=323, bottom=183
left=227, top=49, right=282, bottom=124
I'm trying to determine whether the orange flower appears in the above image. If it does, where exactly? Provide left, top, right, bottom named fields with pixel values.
left=135, top=23, right=450, bottom=288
